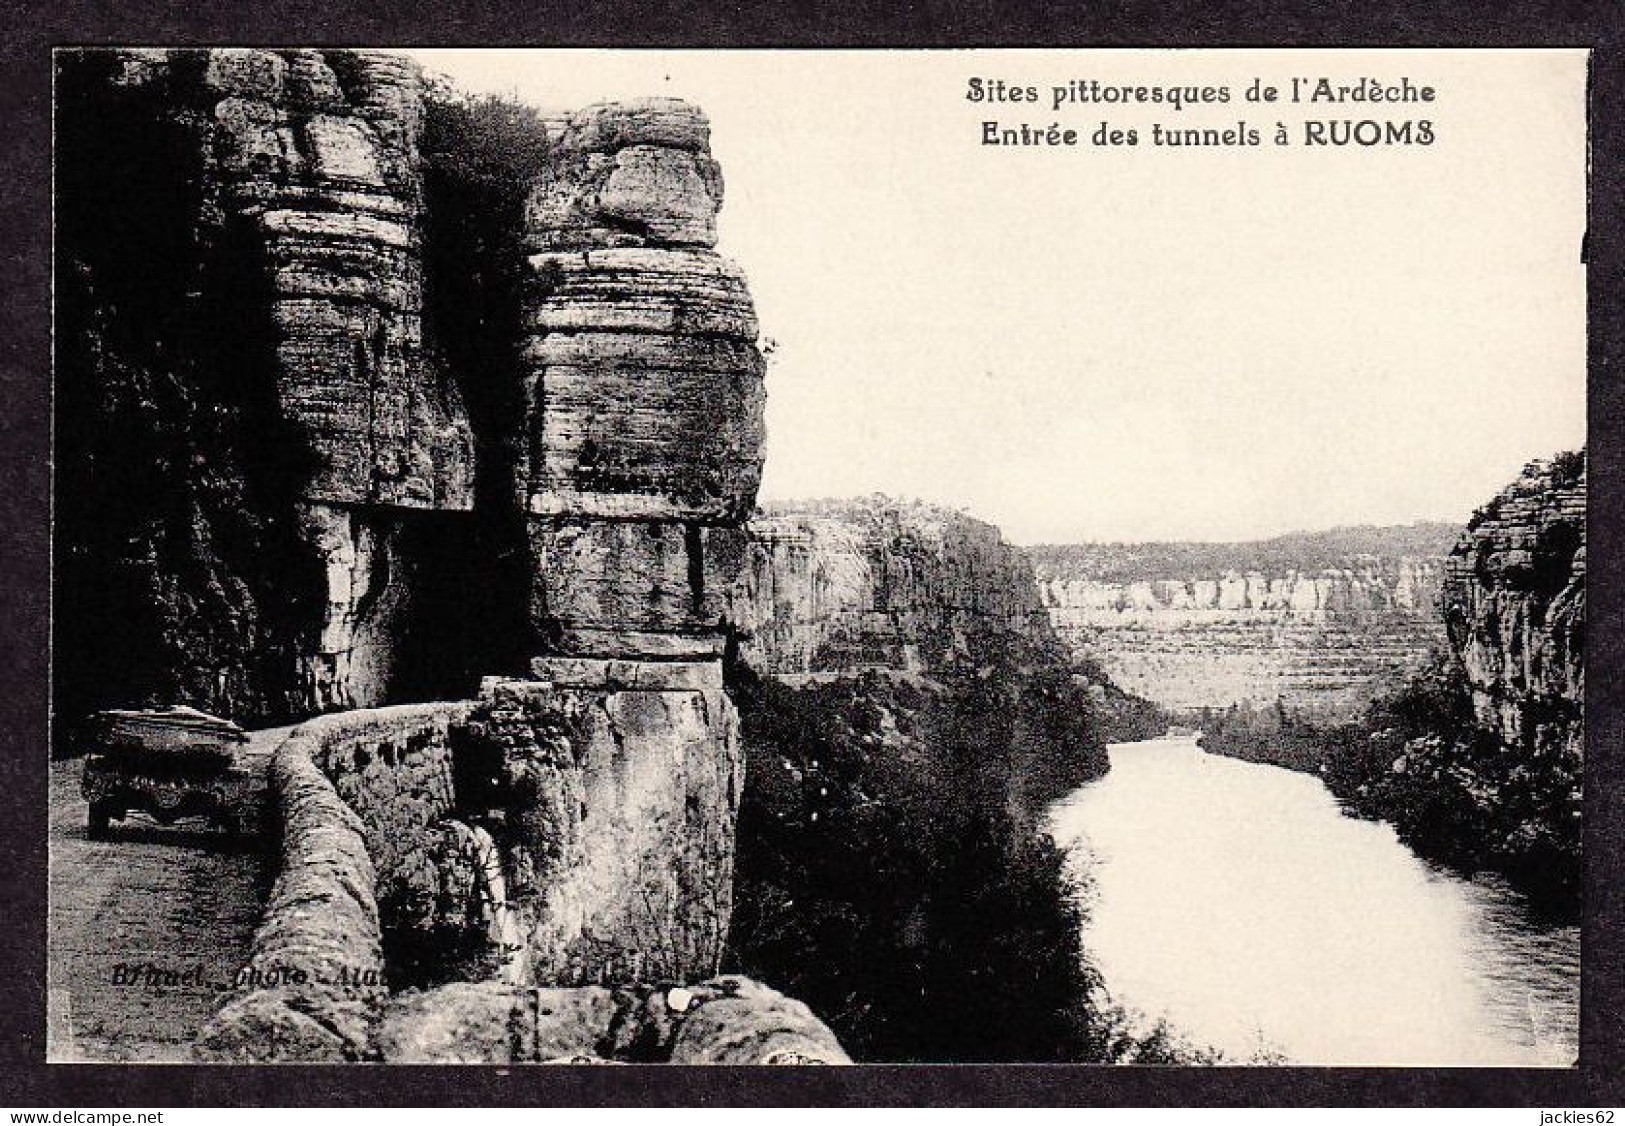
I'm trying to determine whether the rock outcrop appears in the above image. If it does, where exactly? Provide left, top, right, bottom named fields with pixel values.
left=1442, top=453, right=1585, bottom=762
left=463, top=677, right=742, bottom=987
left=499, top=98, right=764, bottom=988
left=521, top=99, right=765, bottom=665
left=1029, top=526, right=1456, bottom=717
left=168, top=76, right=821, bottom=1061
left=730, top=497, right=1059, bottom=676
left=55, top=49, right=477, bottom=728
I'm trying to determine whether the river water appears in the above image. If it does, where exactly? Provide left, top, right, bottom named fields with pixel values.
left=1048, top=736, right=1579, bottom=1066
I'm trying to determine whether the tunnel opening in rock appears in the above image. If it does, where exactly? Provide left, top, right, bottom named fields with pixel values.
left=417, top=84, right=554, bottom=686
left=53, top=54, right=332, bottom=741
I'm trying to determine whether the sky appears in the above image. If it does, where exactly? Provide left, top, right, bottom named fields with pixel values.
left=409, top=48, right=1588, bottom=544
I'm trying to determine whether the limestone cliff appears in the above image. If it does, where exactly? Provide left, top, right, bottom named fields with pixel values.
left=62, top=55, right=845, bottom=1062
left=1442, top=453, right=1585, bottom=763
left=1029, top=526, right=1456, bottom=717
left=730, top=497, right=1060, bottom=676
left=721, top=499, right=1127, bottom=1060
left=55, top=49, right=478, bottom=729
left=1290, top=455, right=1587, bottom=907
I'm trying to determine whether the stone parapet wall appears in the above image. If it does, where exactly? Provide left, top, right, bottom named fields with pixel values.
left=298, top=702, right=476, bottom=907
left=465, top=677, right=742, bottom=988
left=195, top=691, right=834, bottom=1063
left=196, top=703, right=493, bottom=1061
left=196, top=718, right=389, bottom=1061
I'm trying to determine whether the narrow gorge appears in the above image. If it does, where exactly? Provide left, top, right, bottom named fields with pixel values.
left=50, top=47, right=1586, bottom=1068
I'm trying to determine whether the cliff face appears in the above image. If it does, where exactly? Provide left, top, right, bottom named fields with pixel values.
left=721, top=499, right=1124, bottom=1060
left=1442, top=454, right=1585, bottom=762
left=198, top=48, right=474, bottom=511
left=729, top=498, right=1059, bottom=676
left=61, top=55, right=847, bottom=1060
left=1029, top=527, right=1456, bottom=717
left=1278, top=455, right=1588, bottom=908
left=55, top=49, right=478, bottom=728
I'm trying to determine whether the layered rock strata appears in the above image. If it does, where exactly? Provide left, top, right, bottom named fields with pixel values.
left=200, top=47, right=473, bottom=510
left=56, top=49, right=476, bottom=725
left=1029, top=529, right=1454, bottom=717
left=485, top=99, right=765, bottom=992
left=463, top=677, right=742, bottom=987
left=520, top=100, right=765, bottom=664
left=66, top=58, right=842, bottom=1062
left=730, top=498, right=1059, bottom=676
left=1442, top=454, right=1585, bottom=760
left=201, top=49, right=475, bottom=711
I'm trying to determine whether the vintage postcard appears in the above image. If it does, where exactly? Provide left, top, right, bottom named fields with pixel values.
left=46, top=46, right=1586, bottom=1071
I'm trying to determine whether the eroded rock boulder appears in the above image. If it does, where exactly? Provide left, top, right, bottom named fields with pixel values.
left=376, top=976, right=848, bottom=1063
left=464, top=677, right=742, bottom=987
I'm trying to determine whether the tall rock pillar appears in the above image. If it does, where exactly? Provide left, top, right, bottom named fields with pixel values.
left=480, top=99, right=765, bottom=986
left=521, top=98, right=765, bottom=666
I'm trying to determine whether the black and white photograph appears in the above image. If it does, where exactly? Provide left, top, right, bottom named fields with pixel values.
left=43, top=44, right=1588, bottom=1074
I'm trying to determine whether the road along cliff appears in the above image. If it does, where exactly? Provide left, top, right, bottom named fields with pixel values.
left=57, top=50, right=844, bottom=1064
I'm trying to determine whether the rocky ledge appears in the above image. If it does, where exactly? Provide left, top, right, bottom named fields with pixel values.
left=1442, top=452, right=1585, bottom=761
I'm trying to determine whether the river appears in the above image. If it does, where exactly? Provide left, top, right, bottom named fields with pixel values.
left=1048, top=736, right=1580, bottom=1066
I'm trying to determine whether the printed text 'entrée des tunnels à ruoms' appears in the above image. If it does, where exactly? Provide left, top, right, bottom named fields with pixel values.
left=969, top=76, right=1438, bottom=149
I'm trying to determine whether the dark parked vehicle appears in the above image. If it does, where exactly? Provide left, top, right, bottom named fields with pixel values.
left=80, top=706, right=264, bottom=837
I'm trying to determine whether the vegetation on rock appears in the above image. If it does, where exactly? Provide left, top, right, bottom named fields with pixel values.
left=419, top=84, right=554, bottom=680
left=726, top=635, right=1207, bottom=1062
left=1202, top=650, right=1581, bottom=915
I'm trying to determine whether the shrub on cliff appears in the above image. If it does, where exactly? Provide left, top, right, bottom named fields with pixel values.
left=725, top=649, right=1124, bottom=1062
left=1334, top=655, right=1581, bottom=912
left=419, top=85, right=554, bottom=679
left=1203, top=653, right=1581, bottom=914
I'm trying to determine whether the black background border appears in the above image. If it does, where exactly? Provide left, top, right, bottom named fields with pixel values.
left=3, top=0, right=1623, bottom=1108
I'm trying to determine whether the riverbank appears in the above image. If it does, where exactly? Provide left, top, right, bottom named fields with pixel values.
left=1050, top=737, right=1578, bottom=1066
left=1196, top=654, right=1582, bottom=919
